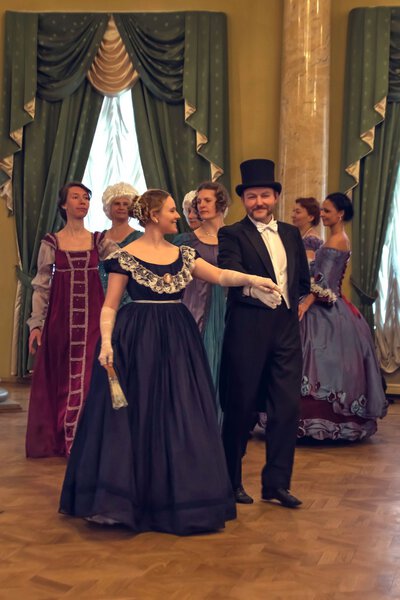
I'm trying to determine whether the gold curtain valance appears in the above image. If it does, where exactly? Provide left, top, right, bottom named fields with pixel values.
left=87, top=16, right=138, bottom=97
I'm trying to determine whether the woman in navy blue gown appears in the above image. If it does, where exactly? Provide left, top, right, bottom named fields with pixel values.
left=59, top=189, right=281, bottom=535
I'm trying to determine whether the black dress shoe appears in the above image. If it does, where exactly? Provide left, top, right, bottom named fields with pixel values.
left=261, top=487, right=302, bottom=508
left=234, top=485, right=254, bottom=504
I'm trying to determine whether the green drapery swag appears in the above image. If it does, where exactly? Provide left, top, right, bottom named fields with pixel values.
left=1, top=13, right=107, bottom=377
left=0, top=11, right=230, bottom=376
left=115, top=12, right=230, bottom=207
left=340, top=7, right=400, bottom=329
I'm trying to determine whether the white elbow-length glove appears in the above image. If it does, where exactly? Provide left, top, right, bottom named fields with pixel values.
left=98, top=306, right=116, bottom=367
left=218, top=269, right=280, bottom=293
left=247, top=285, right=282, bottom=309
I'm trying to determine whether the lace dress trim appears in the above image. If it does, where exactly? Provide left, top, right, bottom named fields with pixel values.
left=311, top=277, right=337, bottom=304
left=107, top=246, right=196, bottom=294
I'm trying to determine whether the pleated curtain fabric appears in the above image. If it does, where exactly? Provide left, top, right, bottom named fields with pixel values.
left=115, top=12, right=230, bottom=220
left=340, top=7, right=400, bottom=330
left=0, top=12, right=38, bottom=203
left=1, top=13, right=107, bottom=376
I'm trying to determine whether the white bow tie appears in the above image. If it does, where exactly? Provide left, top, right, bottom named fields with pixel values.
left=256, top=220, right=278, bottom=233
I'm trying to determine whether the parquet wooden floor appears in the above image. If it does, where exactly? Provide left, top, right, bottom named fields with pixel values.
left=1, top=384, right=400, bottom=600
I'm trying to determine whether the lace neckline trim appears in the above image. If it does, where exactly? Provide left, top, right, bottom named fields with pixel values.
left=107, top=245, right=196, bottom=294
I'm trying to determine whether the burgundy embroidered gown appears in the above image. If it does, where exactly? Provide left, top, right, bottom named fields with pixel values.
left=26, top=232, right=113, bottom=458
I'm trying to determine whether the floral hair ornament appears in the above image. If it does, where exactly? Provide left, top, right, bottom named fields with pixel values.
left=102, top=182, right=139, bottom=218
left=131, top=196, right=145, bottom=223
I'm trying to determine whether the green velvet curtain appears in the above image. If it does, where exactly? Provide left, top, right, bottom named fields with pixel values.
left=0, top=11, right=230, bottom=376
left=0, top=13, right=107, bottom=376
left=131, top=82, right=211, bottom=208
left=13, top=81, right=104, bottom=375
left=115, top=12, right=230, bottom=223
left=0, top=13, right=37, bottom=198
left=340, top=7, right=400, bottom=329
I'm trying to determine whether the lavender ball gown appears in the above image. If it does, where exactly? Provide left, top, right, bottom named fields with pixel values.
left=299, top=246, right=388, bottom=441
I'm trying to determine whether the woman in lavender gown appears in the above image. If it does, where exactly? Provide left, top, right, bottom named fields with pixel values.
left=297, top=193, right=388, bottom=441
left=26, top=182, right=116, bottom=458
left=59, top=189, right=281, bottom=535
left=174, top=182, right=231, bottom=422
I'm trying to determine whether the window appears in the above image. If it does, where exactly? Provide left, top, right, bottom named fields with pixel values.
left=375, top=172, right=400, bottom=372
left=83, top=90, right=146, bottom=232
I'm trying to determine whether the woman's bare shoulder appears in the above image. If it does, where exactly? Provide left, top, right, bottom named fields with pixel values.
left=324, top=233, right=350, bottom=252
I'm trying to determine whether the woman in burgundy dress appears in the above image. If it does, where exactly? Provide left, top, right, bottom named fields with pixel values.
left=26, top=182, right=116, bottom=458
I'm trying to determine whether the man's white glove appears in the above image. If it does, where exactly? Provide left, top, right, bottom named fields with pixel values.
left=98, top=306, right=116, bottom=367
left=219, top=269, right=280, bottom=293
left=248, top=286, right=282, bottom=309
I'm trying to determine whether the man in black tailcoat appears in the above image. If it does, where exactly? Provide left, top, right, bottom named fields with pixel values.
left=218, top=159, right=310, bottom=507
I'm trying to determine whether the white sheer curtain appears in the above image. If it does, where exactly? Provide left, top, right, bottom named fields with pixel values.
left=375, top=173, right=400, bottom=373
left=83, top=89, right=146, bottom=232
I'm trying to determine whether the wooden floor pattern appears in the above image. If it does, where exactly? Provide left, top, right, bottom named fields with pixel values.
left=1, top=384, right=400, bottom=599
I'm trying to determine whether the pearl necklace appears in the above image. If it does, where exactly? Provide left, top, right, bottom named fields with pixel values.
left=302, top=227, right=314, bottom=239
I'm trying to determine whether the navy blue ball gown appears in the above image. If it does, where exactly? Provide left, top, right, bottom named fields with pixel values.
left=59, top=246, right=236, bottom=535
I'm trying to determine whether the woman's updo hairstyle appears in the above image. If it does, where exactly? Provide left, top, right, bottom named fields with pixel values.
left=130, top=189, right=170, bottom=227
left=326, top=192, right=354, bottom=222
left=194, top=181, right=231, bottom=218
left=57, top=181, right=92, bottom=221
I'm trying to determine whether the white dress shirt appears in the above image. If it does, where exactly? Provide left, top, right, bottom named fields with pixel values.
left=247, top=216, right=290, bottom=308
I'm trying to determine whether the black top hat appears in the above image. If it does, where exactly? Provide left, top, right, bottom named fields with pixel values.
left=235, top=159, right=282, bottom=196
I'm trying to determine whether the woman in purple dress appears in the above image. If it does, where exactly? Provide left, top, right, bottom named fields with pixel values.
left=175, top=182, right=230, bottom=422
left=59, top=189, right=281, bottom=535
left=26, top=182, right=116, bottom=458
left=297, top=193, right=388, bottom=441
